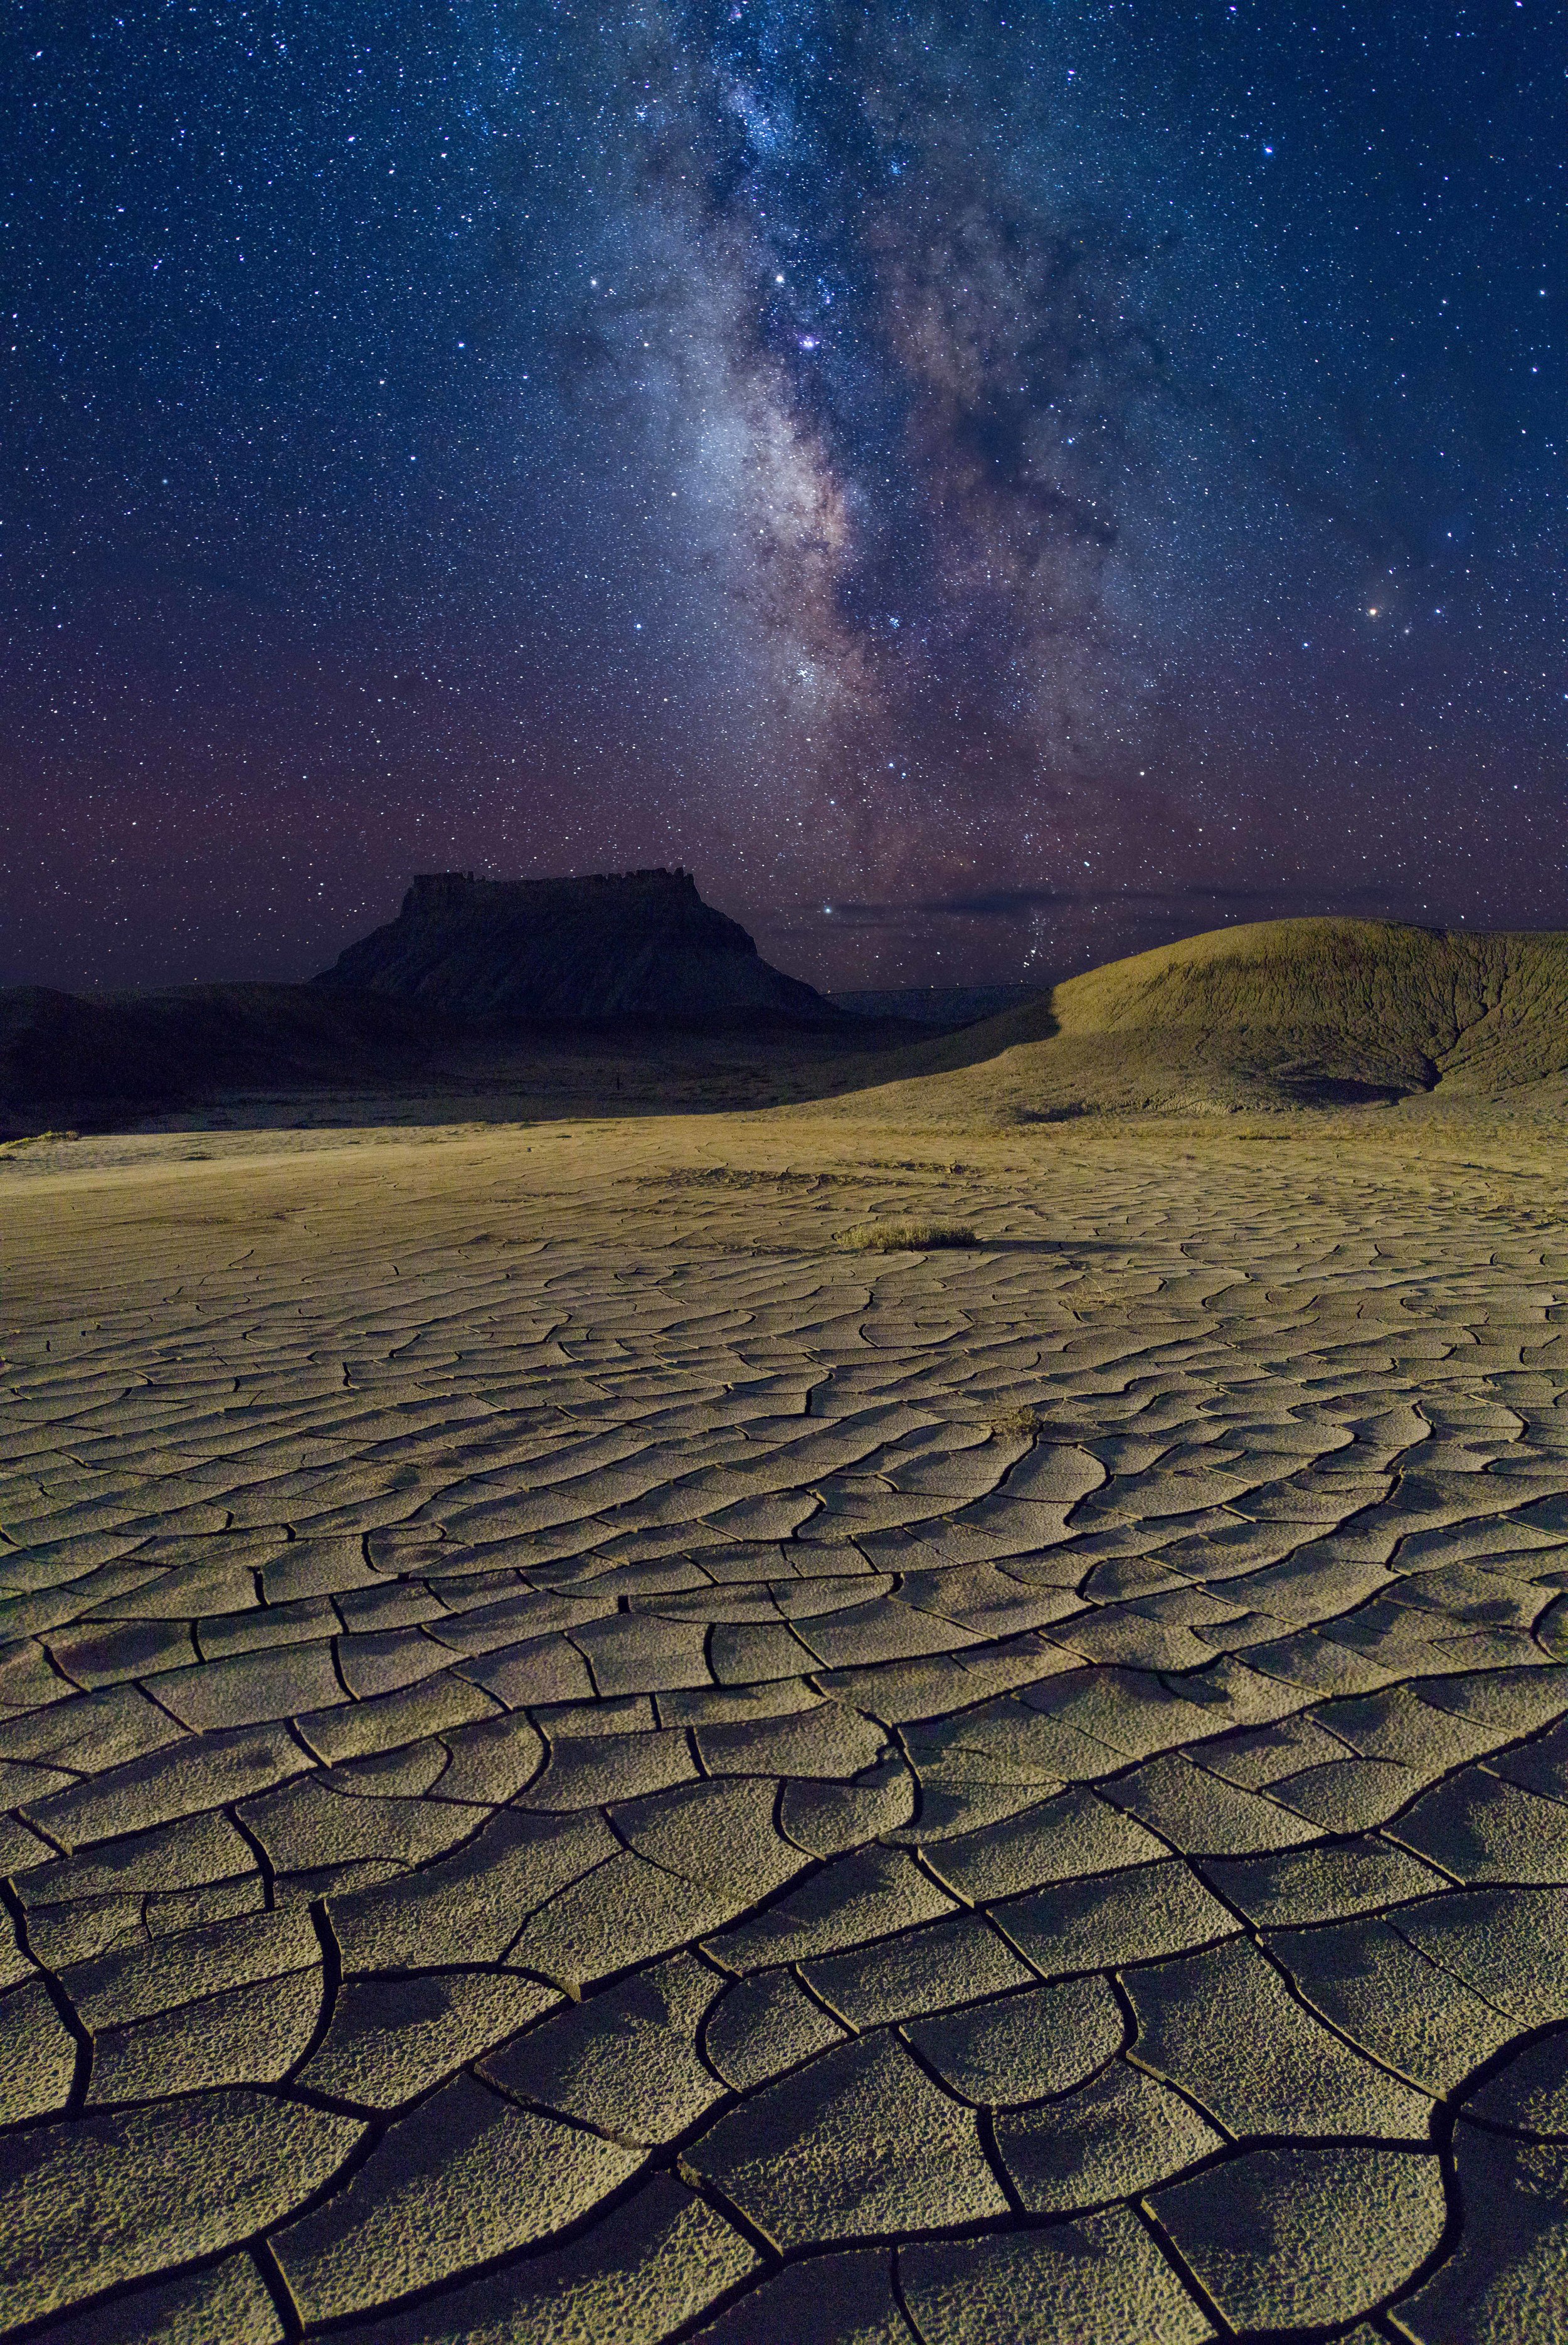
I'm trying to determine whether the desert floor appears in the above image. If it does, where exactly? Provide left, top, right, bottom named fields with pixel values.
left=2, top=1099, right=1566, bottom=2342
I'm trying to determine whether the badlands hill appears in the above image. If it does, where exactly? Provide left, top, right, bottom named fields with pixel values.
left=862, top=918, right=1568, bottom=1123
left=6, top=911, right=1565, bottom=1133
left=315, top=868, right=842, bottom=1029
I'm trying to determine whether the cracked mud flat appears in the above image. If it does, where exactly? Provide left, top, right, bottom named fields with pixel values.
left=1, top=1112, right=1567, bottom=2342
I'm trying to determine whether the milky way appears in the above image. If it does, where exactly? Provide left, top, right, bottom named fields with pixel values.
left=1, top=2, right=1563, bottom=987
left=615, top=6, right=1177, bottom=842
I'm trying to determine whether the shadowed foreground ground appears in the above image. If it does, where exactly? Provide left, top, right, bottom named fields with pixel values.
left=1, top=1106, right=1566, bottom=2342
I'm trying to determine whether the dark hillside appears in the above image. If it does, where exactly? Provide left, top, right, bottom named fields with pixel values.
left=0, top=983, right=445, bottom=1126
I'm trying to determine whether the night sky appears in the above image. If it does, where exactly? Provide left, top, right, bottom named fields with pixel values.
left=3, top=3, right=1564, bottom=994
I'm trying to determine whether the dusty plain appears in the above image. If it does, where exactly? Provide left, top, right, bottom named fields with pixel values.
left=3, top=1059, right=1567, bottom=2341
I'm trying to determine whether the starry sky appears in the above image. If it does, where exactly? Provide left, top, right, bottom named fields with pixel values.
left=3, top=1, right=1564, bottom=993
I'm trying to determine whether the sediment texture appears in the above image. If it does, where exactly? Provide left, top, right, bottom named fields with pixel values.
left=1, top=1131, right=1565, bottom=2341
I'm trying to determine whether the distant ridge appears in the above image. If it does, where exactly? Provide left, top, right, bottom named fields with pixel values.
left=854, top=918, right=1568, bottom=1121
left=315, top=869, right=842, bottom=1030
left=0, top=982, right=444, bottom=1126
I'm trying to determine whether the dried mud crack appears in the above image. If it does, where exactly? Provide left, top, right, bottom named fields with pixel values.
left=0, top=1120, right=1565, bottom=2342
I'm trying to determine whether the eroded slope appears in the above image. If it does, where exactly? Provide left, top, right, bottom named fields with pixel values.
left=851, top=918, right=1568, bottom=1123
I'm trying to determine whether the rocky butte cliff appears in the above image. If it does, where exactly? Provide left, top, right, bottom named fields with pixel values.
left=315, top=868, right=843, bottom=1029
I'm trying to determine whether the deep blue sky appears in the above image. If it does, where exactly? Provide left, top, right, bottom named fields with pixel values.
left=3, top=1, right=1564, bottom=990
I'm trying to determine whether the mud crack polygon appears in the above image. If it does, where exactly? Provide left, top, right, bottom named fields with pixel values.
left=1, top=1143, right=1565, bottom=2341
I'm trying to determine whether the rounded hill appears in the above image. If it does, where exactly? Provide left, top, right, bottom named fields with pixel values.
left=855, top=918, right=1568, bottom=1123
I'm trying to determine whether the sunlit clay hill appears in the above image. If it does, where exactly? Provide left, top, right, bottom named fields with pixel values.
left=859, top=917, right=1568, bottom=1126
left=316, top=867, right=844, bottom=1029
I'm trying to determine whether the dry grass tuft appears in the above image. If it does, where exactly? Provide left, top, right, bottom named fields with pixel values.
left=983, top=1404, right=1043, bottom=1437
left=0, top=1131, right=79, bottom=1156
left=835, top=1219, right=979, bottom=1254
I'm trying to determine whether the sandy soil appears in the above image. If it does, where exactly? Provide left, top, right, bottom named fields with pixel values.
left=1, top=1095, right=1566, bottom=2341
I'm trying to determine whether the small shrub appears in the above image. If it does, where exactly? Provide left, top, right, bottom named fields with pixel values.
left=835, top=1219, right=979, bottom=1253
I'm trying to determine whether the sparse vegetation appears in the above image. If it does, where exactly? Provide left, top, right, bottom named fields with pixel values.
left=0, top=1130, right=78, bottom=1155
left=985, top=1404, right=1043, bottom=1437
left=650, top=1167, right=916, bottom=1192
left=835, top=1219, right=979, bottom=1252
left=1065, top=1273, right=1158, bottom=1311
